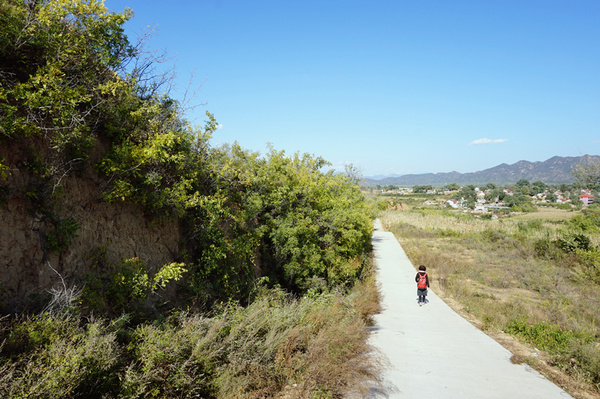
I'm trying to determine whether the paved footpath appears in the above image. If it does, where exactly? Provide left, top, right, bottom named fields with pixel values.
left=367, top=220, right=572, bottom=398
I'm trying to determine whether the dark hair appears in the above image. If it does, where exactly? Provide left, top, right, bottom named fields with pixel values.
left=418, top=265, right=426, bottom=271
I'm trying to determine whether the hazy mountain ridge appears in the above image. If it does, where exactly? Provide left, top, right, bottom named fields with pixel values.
left=363, top=155, right=600, bottom=186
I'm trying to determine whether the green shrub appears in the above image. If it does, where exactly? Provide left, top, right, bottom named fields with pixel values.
left=0, top=316, right=120, bottom=398
left=481, top=229, right=509, bottom=243
left=570, top=342, right=600, bottom=385
left=568, top=209, right=600, bottom=232
left=43, top=216, right=79, bottom=253
left=81, top=254, right=186, bottom=315
left=557, top=233, right=592, bottom=253
left=505, top=319, right=576, bottom=353
left=573, top=249, right=600, bottom=285
left=533, top=238, right=563, bottom=259
left=517, top=219, right=544, bottom=233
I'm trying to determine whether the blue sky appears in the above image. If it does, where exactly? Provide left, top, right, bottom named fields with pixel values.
left=106, top=0, right=600, bottom=177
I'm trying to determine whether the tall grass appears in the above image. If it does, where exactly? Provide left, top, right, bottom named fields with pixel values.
left=381, top=207, right=600, bottom=395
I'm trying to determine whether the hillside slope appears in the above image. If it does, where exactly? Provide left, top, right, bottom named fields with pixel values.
left=364, top=155, right=600, bottom=186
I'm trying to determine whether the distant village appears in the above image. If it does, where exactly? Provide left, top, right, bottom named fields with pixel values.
left=366, top=181, right=597, bottom=214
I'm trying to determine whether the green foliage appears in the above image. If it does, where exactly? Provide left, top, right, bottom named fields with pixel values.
left=505, top=319, right=580, bottom=353
left=3, top=0, right=375, bottom=310
left=43, top=216, right=79, bottom=253
left=81, top=252, right=187, bottom=315
left=480, top=229, right=509, bottom=243
left=413, top=184, right=433, bottom=193
left=231, top=146, right=373, bottom=290
left=516, top=219, right=544, bottom=234
left=567, top=208, right=600, bottom=233
left=457, top=185, right=477, bottom=202
left=533, top=238, right=562, bottom=259
left=572, top=249, right=600, bottom=285
left=505, top=194, right=537, bottom=212
left=0, top=315, right=121, bottom=398
left=98, top=107, right=214, bottom=219
left=179, top=144, right=373, bottom=304
left=557, top=233, right=592, bottom=253
left=1, top=0, right=133, bottom=149
left=545, top=192, right=558, bottom=202
left=532, top=181, right=546, bottom=194
left=570, top=342, right=600, bottom=385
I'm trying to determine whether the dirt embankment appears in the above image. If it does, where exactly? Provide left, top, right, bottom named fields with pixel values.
left=0, top=142, right=180, bottom=312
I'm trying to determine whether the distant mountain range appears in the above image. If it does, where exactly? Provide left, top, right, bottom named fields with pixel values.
left=362, top=155, right=600, bottom=187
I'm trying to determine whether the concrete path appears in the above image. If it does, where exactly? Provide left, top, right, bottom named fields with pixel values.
left=367, top=220, right=572, bottom=398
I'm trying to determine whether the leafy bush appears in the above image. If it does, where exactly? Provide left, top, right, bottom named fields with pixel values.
left=81, top=253, right=186, bottom=316
left=505, top=319, right=576, bottom=353
left=573, top=249, right=600, bottom=285
left=0, top=315, right=121, bottom=398
left=568, top=209, right=600, bottom=233
left=557, top=233, right=592, bottom=253
left=43, top=216, right=79, bottom=253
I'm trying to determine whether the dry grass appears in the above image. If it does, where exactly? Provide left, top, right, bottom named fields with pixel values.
left=382, top=207, right=600, bottom=249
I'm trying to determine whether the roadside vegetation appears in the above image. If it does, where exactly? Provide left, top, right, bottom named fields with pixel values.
left=0, top=1, right=382, bottom=397
left=0, top=277, right=382, bottom=398
left=378, top=185, right=600, bottom=396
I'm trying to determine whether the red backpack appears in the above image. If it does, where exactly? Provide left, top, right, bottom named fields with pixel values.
left=417, top=272, right=427, bottom=289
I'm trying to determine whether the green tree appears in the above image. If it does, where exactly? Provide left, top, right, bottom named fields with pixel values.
left=1, top=0, right=134, bottom=145
left=459, top=186, right=477, bottom=202
left=413, top=185, right=433, bottom=193
left=545, top=192, right=557, bottom=203
left=516, top=179, right=531, bottom=188
left=194, top=145, right=373, bottom=297
left=485, top=188, right=504, bottom=203
left=532, top=181, right=546, bottom=194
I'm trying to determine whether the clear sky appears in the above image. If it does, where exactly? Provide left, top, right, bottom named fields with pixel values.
left=106, top=0, right=600, bottom=177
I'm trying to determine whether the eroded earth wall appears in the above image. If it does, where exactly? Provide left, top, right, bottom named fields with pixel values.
left=0, top=144, right=181, bottom=311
